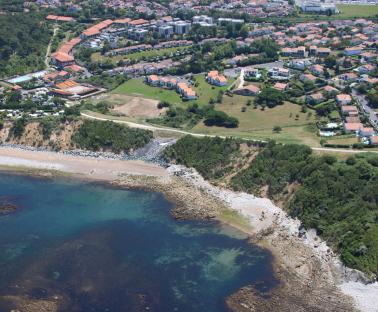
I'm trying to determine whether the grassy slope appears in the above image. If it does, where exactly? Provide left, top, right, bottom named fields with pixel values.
left=112, top=79, right=319, bottom=145
left=193, top=97, right=319, bottom=146
left=112, top=75, right=234, bottom=107
left=92, top=45, right=192, bottom=63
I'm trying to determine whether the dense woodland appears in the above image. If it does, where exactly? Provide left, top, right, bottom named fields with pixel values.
left=72, top=120, right=153, bottom=154
left=0, top=13, right=51, bottom=77
left=164, top=136, right=378, bottom=277
left=164, top=136, right=241, bottom=179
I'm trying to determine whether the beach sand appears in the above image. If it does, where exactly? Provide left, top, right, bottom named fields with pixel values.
left=0, top=146, right=168, bottom=180
left=0, top=146, right=377, bottom=312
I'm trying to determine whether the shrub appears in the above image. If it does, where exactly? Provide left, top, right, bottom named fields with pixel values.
left=72, top=120, right=152, bottom=154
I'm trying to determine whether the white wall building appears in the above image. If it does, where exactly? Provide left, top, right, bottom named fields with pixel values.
left=193, top=15, right=213, bottom=26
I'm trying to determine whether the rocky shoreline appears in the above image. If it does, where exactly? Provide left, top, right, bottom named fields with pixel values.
left=0, top=146, right=377, bottom=312
left=107, top=168, right=366, bottom=312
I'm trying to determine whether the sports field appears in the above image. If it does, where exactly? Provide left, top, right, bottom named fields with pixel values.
left=336, top=4, right=378, bottom=18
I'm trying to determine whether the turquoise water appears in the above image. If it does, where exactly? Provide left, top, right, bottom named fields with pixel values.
left=0, top=173, right=277, bottom=311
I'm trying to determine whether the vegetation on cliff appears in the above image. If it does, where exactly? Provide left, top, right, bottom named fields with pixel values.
left=164, top=136, right=241, bottom=179
left=72, top=120, right=153, bottom=154
left=0, top=13, right=51, bottom=77
left=164, top=136, right=378, bottom=277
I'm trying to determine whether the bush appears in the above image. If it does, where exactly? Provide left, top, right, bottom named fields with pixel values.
left=72, top=120, right=152, bottom=154
left=204, top=110, right=239, bottom=128
left=39, top=118, right=60, bottom=140
left=157, top=101, right=170, bottom=109
left=9, top=116, right=27, bottom=138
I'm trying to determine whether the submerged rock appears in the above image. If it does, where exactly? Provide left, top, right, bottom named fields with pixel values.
left=0, top=203, right=17, bottom=215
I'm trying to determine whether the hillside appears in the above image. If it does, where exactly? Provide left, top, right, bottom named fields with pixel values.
left=0, top=13, right=51, bottom=77
left=164, top=136, right=378, bottom=278
left=0, top=119, right=153, bottom=154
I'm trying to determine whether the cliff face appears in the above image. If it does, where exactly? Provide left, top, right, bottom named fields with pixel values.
left=0, top=121, right=81, bottom=151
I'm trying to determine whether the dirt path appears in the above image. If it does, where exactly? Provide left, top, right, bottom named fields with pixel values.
left=81, top=111, right=378, bottom=155
left=45, top=25, right=59, bottom=68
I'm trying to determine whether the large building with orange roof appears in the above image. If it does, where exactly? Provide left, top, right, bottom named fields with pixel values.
left=46, top=15, right=75, bottom=22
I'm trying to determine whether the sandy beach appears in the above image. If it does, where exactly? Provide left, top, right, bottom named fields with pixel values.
left=0, top=146, right=168, bottom=180
left=0, top=146, right=377, bottom=312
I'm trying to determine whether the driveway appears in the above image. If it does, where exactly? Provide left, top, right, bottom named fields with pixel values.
left=352, top=88, right=378, bottom=127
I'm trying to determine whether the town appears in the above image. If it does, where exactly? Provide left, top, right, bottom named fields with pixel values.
left=0, top=0, right=377, bottom=149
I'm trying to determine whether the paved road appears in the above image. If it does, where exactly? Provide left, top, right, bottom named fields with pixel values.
left=81, top=112, right=378, bottom=154
left=352, top=88, right=378, bottom=128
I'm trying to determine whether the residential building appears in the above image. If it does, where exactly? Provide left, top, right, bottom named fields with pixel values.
left=300, top=2, right=338, bottom=14
left=310, top=64, right=324, bottom=76
left=218, top=18, right=244, bottom=26
left=344, top=122, right=363, bottom=133
left=158, top=25, right=174, bottom=38
left=359, top=127, right=375, bottom=137
left=336, top=94, right=352, bottom=106
left=341, top=105, right=358, bottom=116
left=173, top=21, right=191, bottom=34
left=344, top=46, right=363, bottom=56
left=306, top=92, right=324, bottom=104
left=273, top=82, right=288, bottom=91
left=52, top=52, right=75, bottom=68
left=206, top=70, right=227, bottom=86
left=234, top=85, right=260, bottom=96
left=192, top=15, right=213, bottom=26
left=244, top=68, right=262, bottom=79
left=177, top=82, right=197, bottom=100
left=128, top=28, right=149, bottom=41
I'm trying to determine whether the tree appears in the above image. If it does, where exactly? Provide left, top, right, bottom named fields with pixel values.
left=324, top=55, right=336, bottom=69
left=204, top=110, right=239, bottom=128
left=273, top=125, right=282, bottom=133
left=367, top=93, right=378, bottom=109
left=256, top=87, right=285, bottom=108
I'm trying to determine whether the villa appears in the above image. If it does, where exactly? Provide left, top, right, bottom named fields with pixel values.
left=206, top=71, right=228, bottom=86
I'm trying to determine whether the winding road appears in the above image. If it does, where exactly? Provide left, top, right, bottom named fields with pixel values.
left=81, top=112, right=378, bottom=154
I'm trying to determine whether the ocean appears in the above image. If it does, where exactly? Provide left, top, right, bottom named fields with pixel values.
left=0, top=172, right=277, bottom=311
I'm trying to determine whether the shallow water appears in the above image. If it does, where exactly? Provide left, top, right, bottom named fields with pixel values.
left=0, top=173, right=277, bottom=311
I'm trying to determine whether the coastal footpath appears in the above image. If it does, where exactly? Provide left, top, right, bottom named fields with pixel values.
left=0, top=145, right=377, bottom=312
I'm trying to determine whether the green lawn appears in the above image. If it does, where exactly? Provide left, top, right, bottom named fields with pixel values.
left=92, top=46, right=192, bottom=63
left=284, top=4, right=378, bottom=22
left=325, top=135, right=359, bottom=145
left=111, top=78, right=320, bottom=145
left=112, top=75, right=234, bottom=106
left=193, top=96, right=320, bottom=146
left=192, top=75, right=233, bottom=105
left=112, top=78, right=183, bottom=105
left=336, top=4, right=378, bottom=18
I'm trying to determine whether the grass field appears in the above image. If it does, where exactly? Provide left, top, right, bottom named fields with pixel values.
left=112, top=75, right=234, bottom=106
left=283, top=4, right=378, bottom=23
left=92, top=46, right=192, bottom=63
left=192, top=96, right=320, bottom=146
left=336, top=4, right=378, bottom=18
left=325, top=135, right=359, bottom=145
left=112, top=80, right=320, bottom=145
left=112, top=78, right=183, bottom=105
